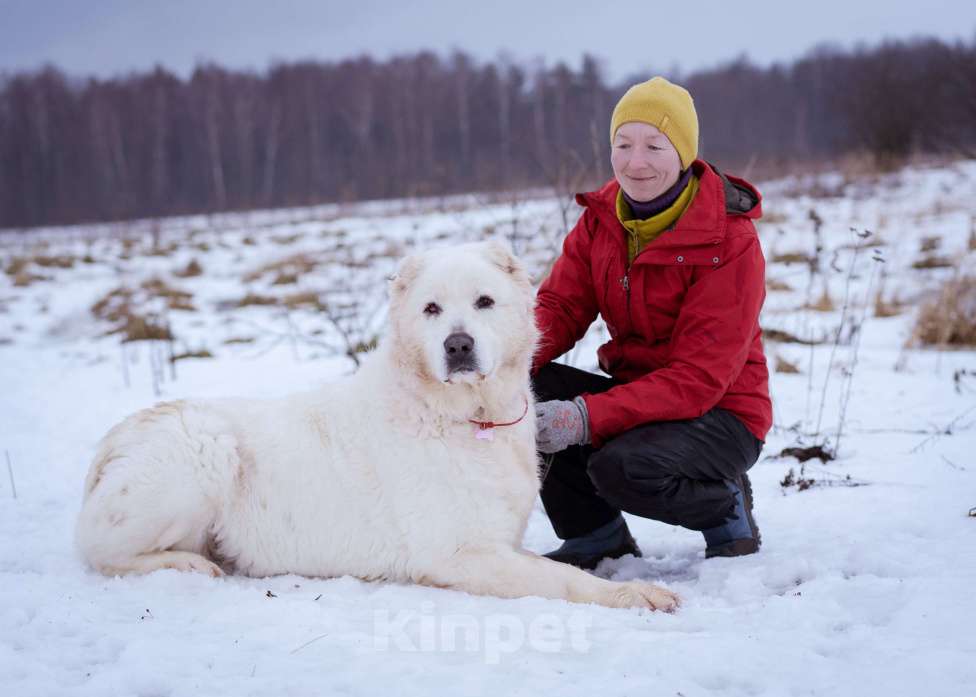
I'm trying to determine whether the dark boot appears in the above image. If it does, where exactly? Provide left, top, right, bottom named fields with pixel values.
left=703, top=472, right=761, bottom=558
left=543, top=515, right=643, bottom=570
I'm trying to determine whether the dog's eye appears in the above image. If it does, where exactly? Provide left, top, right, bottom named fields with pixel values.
left=475, top=295, right=495, bottom=309
left=423, top=302, right=442, bottom=316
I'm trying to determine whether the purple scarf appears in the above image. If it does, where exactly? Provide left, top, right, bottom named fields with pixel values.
left=622, top=167, right=693, bottom=220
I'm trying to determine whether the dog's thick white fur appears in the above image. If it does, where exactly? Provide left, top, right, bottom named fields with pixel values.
left=76, top=241, right=678, bottom=611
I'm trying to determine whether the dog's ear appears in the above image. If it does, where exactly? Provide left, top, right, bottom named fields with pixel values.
left=389, top=252, right=424, bottom=297
left=483, top=239, right=530, bottom=289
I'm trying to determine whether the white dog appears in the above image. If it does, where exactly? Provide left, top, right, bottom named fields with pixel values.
left=76, top=241, right=678, bottom=611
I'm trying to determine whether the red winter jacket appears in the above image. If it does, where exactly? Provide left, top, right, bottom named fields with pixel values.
left=533, top=160, right=772, bottom=446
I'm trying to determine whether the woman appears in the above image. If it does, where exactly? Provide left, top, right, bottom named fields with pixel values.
left=532, top=76, right=771, bottom=569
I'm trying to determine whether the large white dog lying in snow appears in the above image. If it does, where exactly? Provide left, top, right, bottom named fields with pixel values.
left=76, top=241, right=678, bottom=611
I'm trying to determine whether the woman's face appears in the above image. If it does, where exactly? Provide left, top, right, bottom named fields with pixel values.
left=611, top=122, right=682, bottom=202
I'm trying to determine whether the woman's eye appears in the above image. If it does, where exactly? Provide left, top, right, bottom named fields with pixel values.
left=424, top=302, right=442, bottom=316
left=475, top=295, right=495, bottom=309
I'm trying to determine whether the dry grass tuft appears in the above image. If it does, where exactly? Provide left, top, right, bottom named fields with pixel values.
left=874, top=289, right=903, bottom=317
left=271, top=233, right=303, bottom=245
left=772, top=251, right=813, bottom=265
left=272, top=272, right=299, bottom=285
left=4, top=258, right=28, bottom=276
left=763, top=328, right=821, bottom=345
left=5, top=255, right=74, bottom=281
left=243, top=253, right=318, bottom=283
left=91, top=287, right=135, bottom=324
left=174, top=259, right=204, bottom=278
left=775, top=355, right=801, bottom=373
left=12, top=270, right=49, bottom=287
left=171, top=349, right=214, bottom=362
left=758, top=211, right=789, bottom=225
left=147, top=243, right=179, bottom=257
left=91, top=279, right=193, bottom=341
left=117, top=315, right=172, bottom=342
left=912, top=255, right=954, bottom=270
left=912, top=275, right=976, bottom=347
left=235, top=293, right=279, bottom=308
left=283, top=291, right=326, bottom=311
left=33, top=255, right=75, bottom=269
left=805, top=286, right=835, bottom=312
left=140, top=278, right=195, bottom=311
left=766, top=278, right=793, bottom=292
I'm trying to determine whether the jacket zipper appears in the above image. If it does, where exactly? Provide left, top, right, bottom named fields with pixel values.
left=619, top=273, right=631, bottom=330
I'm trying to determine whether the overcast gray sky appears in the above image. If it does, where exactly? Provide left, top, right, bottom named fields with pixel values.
left=1, top=0, right=974, bottom=83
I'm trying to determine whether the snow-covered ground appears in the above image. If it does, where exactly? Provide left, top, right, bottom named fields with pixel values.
left=2, top=161, right=975, bottom=696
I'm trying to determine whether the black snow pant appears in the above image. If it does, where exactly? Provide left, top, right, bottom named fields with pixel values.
left=532, top=362, right=764, bottom=540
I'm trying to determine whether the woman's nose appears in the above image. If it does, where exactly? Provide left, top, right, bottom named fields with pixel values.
left=627, top=150, right=652, bottom=169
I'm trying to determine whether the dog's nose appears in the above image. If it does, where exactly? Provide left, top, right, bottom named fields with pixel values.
left=444, top=332, right=475, bottom=357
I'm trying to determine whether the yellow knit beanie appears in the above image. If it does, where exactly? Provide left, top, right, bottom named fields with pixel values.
left=610, top=76, right=699, bottom=169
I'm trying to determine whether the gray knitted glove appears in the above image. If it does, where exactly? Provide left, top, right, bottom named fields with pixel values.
left=535, top=398, right=591, bottom=453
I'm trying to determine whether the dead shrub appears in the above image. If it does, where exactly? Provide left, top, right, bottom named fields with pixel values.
left=919, top=236, right=941, bottom=253
left=912, top=275, right=976, bottom=347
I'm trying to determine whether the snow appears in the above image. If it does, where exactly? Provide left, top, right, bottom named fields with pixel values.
left=2, top=163, right=976, bottom=696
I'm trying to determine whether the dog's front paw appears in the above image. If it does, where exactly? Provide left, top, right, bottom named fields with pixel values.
left=611, top=581, right=680, bottom=612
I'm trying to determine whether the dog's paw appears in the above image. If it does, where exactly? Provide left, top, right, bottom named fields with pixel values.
left=167, top=555, right=225, bottom=578
left=611, top=581, right=680, bottom=612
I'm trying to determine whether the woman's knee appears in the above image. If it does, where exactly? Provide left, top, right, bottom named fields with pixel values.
left=586, top=438, right=675, bottom=508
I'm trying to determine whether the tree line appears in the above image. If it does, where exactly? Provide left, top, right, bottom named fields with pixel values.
left=1, top=36, right=974, bottom=228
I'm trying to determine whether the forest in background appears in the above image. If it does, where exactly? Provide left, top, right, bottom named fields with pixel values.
left=2, top=35, right=975, bottom=228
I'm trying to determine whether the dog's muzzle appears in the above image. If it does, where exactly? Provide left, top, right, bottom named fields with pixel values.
left=444, top=332, right=479, bottom=374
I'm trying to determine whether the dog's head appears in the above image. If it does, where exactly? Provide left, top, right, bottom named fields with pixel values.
left=388, top=240, right=537, bottom=385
